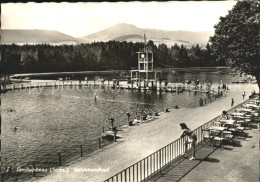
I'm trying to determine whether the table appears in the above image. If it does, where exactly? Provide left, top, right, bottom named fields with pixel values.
left=237, top=120, right=245, bottom=124
left=208, top=126, right=227, bottom=131
left=219, top=119, right=236, bottom=126
left=250, top=99, right=259, bottom=104
left=235, top=108, right=252, bottom=113
left=248, top=101, right=256, bottom=104
left=235, top=116, right=250, bottom=120
left=245, top=104, right=260, bottom=109
left=207, top=126, right=228, bottom=147
left=232, top=112, right=245, bottom=117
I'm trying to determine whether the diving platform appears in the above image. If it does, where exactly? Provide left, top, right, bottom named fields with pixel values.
left=130, top=34, right=161, bottom=90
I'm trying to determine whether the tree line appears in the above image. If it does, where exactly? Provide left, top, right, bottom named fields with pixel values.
left=1, top=41, right=225, bottom=74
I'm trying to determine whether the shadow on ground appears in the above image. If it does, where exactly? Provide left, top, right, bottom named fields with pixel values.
left=103, top=135, right=122, bottom=141
left=201, top=157, right=220, bottom=163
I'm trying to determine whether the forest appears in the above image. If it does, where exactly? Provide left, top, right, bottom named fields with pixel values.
left=1, top=40, right=226, bottom=74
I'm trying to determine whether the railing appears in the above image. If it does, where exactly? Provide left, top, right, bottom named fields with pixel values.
left=2, top=137, right=111, bottom=182
left=104, top=98, right=252, bottom=182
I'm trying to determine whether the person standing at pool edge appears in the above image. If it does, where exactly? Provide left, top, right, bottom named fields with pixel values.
left=108, top=117, right=114, bottom=128
left=180, top=123, right=197, bottom=160
left=199, top=97, right=203, bottom=106
left=231, top=98, right=234, bottom=107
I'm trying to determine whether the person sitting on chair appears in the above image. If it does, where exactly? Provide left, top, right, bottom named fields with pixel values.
left=221, top=110, right=228, bottom=120
left=180, top=123, right=197, bottom=160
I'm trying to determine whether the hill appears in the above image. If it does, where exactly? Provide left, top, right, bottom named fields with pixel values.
left=1, top=24, right=214, bottom=47
left=82, top=23, right=213, bottom=47
left=1, top=29, right=83, bottom=45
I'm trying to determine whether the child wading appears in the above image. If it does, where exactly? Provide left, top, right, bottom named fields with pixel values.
left=180, top=123, right=197, bottom=160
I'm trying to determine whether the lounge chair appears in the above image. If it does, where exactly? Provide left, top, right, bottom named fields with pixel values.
left=202, top=129, right=214, bottom=146
left=210, top=129, right=224, bottom=148
left=213, top=121, right=222, bottom=127
left=235, top=123, right=246, bottom=137
left=222, top=130, right=234, bottom=144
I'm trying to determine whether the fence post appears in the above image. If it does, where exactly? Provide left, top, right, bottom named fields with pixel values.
left=80, top=145, right=83, bottom=157
left=58, top=153, right=61, bottom=166
left=201, top=126, right=204, bottom=142
left=114, top=132, right=117, bottom=142
left=32, top=163, right=36, bottom=177
left=159, top=150, right=162, bottom=174
left=98, top=138, right=101, bottom=149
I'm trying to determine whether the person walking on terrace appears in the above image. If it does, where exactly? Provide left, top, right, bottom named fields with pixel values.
left=242, top=91, right=246, bottom=99
left=180, top=123, right=197, bottom=160
left=231, top=98, right=234, bottom=107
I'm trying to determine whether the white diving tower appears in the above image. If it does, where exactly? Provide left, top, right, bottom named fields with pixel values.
left=130, top=33, right=161, bottom=89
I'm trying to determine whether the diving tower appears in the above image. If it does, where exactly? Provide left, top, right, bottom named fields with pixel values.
left=130, top=34, right=161, bottom=89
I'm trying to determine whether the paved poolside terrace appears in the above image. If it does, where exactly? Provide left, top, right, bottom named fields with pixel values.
left=146, top=123, right=259, bottom=182
left=103, top=93, right=259, bottom=182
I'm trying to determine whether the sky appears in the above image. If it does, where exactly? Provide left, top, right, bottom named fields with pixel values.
left=2, top=1, right=236, bottom=38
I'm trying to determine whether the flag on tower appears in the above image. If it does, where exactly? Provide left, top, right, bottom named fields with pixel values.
left=144, top=32, right=146, bottom=44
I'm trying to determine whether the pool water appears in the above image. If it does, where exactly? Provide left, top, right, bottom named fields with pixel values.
left=1, top=68, right=248, bottom=181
